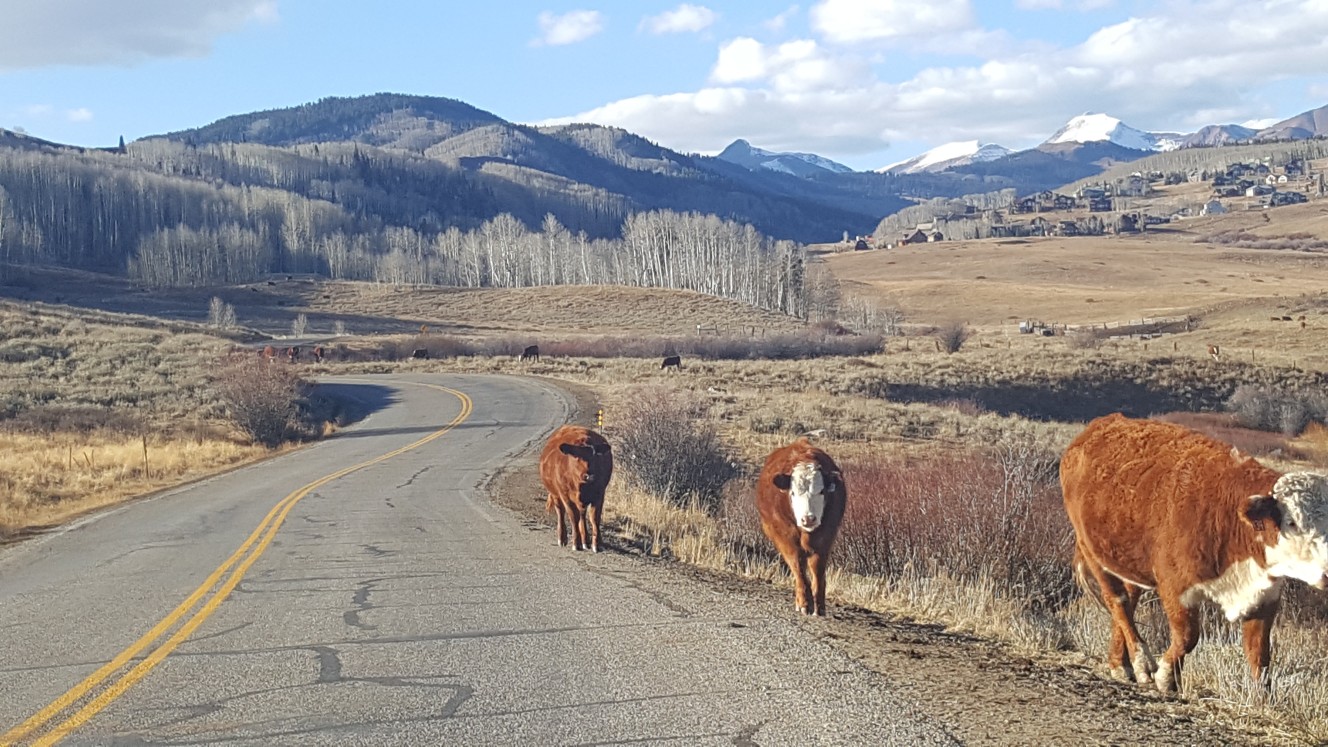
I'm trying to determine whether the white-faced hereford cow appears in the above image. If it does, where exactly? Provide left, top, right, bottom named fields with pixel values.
left=756, top=438, right=847, bottom=616
left=540, top=425, right=613, bottom=552
left=1062, top=413, right=1328, bottom=692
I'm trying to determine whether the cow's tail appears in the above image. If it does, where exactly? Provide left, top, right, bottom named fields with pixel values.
left=545, top=492, right=555, bottom=512
left=1073, top=545, right=1107, bottom=609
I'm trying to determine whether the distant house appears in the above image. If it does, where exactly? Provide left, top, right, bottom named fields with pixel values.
left=1087, top=196, right=1113, bottom=212
left=1247, top=184, right=1274, bottom=197
left=900, top=229, right=928, bottom=245
left=928, top=231, right=944, bottom=242
left=1200, top=199, right=1227, bottom=216
left=854, top=238, right=871, bottom=251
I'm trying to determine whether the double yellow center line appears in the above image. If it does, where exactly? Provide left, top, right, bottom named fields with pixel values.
left=2, top=382, right=472, bottom=746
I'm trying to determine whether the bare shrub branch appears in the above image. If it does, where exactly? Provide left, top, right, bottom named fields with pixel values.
left=213, top=357, right=304, bottom=448
left=608, top=385, right=740, bottom=512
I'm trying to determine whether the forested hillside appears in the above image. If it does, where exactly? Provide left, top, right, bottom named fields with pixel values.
left=0, top=136, right=811, bottom=314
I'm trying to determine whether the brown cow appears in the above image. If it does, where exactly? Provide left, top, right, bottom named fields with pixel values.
left=312, top=345, right=325, bottom=363
left=1062, top=414, right=1328, bottom=692
left=661, top=354, right=682, bottom=370
left=540, top=425, right=613, bottom=553
left=286, top=345, right=300, bottom=363
left=520, top=344, right=540, bottom=362
left=260, top=345, right=276, bottom=363
left=756, top=438, right=847, bottom=616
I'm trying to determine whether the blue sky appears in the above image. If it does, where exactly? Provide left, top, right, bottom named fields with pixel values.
left=2, top=1, right=1326, bottom=170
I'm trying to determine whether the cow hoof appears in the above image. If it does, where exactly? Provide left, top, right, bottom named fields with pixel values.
left=1109, top=666, right=1131, bottom=683
left=1154, top=662, right=1177, bottom=694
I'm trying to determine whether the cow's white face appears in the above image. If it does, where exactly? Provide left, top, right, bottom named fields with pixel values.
left=787, top=461, right=828, bottom=532
left=1262, top=472, right=1328, bottom=588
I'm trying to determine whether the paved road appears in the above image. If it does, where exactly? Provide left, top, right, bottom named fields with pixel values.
left=0, top=374, right=954, bottom=746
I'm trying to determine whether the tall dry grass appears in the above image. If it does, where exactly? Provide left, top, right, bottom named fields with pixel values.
left=0, top=431, right=270, bottom=537
left=0, top=302, right=320, bottom=537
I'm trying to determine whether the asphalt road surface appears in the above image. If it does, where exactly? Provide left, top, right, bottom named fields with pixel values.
left=0, top=374, right=955, bottom=746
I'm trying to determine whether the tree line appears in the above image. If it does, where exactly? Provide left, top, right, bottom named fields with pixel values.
left=0, top=142, right=808, bottom=316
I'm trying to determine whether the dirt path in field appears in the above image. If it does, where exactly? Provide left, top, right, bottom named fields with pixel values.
left=488, top=378, right=1304, bottom=747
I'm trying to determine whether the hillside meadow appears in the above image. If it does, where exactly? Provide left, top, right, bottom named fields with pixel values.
left=6, top=202, right=1328, bottom=740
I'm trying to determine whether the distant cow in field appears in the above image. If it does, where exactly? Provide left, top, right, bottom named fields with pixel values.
left=520, top=345, right=540, bottom=362
left=312, top=345, right=325, bottom=363
left=540, top=425, right=613, bottom=552
left=1062, top=413, right=1328, bottom=692
left=756, top=437, right=847, bottom=616
left=661, top=355, right=682, bottom=370
left=1207, top=344, right=1221, bottom=361
left=411, top=348, right=429, bottom=360
left=260, top=345, right=276, bottom=363
left=286, top=346, right=300, bottom=363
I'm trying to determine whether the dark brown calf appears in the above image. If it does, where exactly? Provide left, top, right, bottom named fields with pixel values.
left=411, top=348, right=429, bottom=360
left=756, top=438, right=847, bottom=616
left=540, top=425, right=613, bottom=552
left=1062, top=413, right=1328, bottom=692
left=520, top=345, right=540, bottom=362
left=312, top=345, right=325, bottom=363
left=661, top=355, right=682, bottom=370
left=286, top=346, right=299, bottom=363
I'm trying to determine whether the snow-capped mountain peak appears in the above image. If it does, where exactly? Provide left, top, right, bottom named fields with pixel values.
left=716, top=139, right=854, bottom=176
left=876, top=140, right=1011, bottom=174
left=1043, top=113, right=1161, bottom=151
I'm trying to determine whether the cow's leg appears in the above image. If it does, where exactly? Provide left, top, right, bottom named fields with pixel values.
left=1089, top=564, right=1155, bottom=684
left=1108, top=584, right=1145, bottom=681
left=780, top=550, right=812, bottom=614
left=808, top=550, right=828, bottom=617
left=1156, top=592, right=1200, bottom=693
left=567, top=503, right=586, bottom=551
left=551, top=496, right=568, bottom=547
left=585, top=502, right=602, bottom=553
left=1242, top=602, right=1278, bottom=691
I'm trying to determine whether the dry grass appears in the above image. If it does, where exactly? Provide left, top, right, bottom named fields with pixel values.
left=0, top=301, right=302, bottom=537
left=0, top=430, right=271, bottom=538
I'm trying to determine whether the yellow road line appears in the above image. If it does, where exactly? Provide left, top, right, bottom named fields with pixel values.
left=3, top=382, right=472, bottom=746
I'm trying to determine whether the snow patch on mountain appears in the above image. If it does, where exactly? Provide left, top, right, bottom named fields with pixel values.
left=877, top=140, right=1011, bottom=174
left=1042, top=112, right=1190, bottom=152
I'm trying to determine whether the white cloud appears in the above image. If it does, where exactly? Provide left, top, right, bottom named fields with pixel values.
left=533, top=10, right=605, bottom=46
left=0, top=0, right=277, bottom=70
left=66, top=108, right=93, bottom=123
left=1241, top=117, right=1280, bottom=129
left=641, top=4, right=717, bottom=35
left=552, top=0, right=1328, bottom=166
left=763, top=5, right=800, bottom=32
left=809, top=0, right=975, bottom=44
left=711, top=38, right=870, bottom=93
left=1016, top=0, right=1116, bottom=9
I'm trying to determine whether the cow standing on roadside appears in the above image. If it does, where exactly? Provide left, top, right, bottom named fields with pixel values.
left=756, top=437, right=847, bottom=616
left=521, top=345, right=540, bottom=362
left=1062, top=413, right=1328, bottom=692
left=540, top=425, right=613, bottom=553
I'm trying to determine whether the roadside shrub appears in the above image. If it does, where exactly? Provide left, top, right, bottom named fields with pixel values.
left=213, top=358, right=304, bottom=448
left=1227, top=384, right=1328, bottom=436
left=835, top=437, right=1073, bottom=612
left=4, top=406, right=142, bottom=435
left=936, top=322, right=971, bottom=354
left=608, top=385, right=740, bottom=512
